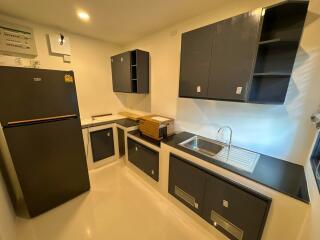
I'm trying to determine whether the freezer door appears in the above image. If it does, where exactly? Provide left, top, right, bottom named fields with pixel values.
left=0, top=66, right=80, bottom=126
left=3, top=118, right=90, bottom=217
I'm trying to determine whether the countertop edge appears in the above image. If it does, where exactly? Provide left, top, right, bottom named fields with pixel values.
left=81, top=118, right=139, bottom=129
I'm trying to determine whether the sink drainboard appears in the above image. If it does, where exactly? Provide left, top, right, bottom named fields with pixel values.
left=215, top=146, right=260, bottom=173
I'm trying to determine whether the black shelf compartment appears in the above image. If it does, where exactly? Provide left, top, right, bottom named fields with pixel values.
left=249, top=75, right=291, bottom=104
left=131, top=50, right=137, bottom=93
left=254, top=41, right=299, bottom=74
left=310, top=132, right=320, bottom=193
left=131, top=50, right=137, bottom=66
left=260, top=1, right=309, bottom=42
left=132, top=79, right=137, bottom=93
left=131, top=65, right=137, bottom=79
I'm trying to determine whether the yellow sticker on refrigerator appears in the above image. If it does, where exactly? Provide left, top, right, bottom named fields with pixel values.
left=64, top=74, right=74, bottom=83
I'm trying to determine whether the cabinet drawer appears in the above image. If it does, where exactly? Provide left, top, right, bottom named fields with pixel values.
left=127, top=138, right=159, bottom=181
left=168, top=154, right=207, bottom=215
left=202, top=175, right=270, bottom=240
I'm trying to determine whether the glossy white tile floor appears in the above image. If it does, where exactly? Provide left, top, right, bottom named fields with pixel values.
left=16, top=161, right=220, bottom=240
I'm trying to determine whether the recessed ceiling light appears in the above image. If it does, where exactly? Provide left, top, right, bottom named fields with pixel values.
left=77, top=11, right=90, bottom=21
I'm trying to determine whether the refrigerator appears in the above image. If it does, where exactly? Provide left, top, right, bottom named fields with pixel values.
left=0, top=66, right=90, bottom=218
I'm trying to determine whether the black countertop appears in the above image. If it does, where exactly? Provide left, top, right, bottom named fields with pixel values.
left=128, top=130, right=162, bottom=147
left=114, top=119, right=139, bottom=128
left=82, top=118, right=139, bottom=129
left=152, top=131, right=309, bottom=203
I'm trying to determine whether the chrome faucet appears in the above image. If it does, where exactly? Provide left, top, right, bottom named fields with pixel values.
left=217, top=126, right=233, bottom=150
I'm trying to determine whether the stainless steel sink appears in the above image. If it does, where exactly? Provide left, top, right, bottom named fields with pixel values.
left=179, top=136, right=224, bottom=157
left=179, top=136, right=259, bottom=173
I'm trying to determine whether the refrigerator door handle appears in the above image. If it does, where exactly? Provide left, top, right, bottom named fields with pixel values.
left=7, top=114, right=77, bottom=126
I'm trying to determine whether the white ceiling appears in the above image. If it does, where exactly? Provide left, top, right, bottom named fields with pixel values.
left=0, top=0, right=228, bottom=45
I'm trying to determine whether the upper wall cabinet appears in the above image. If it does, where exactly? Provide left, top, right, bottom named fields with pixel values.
left=179, top=24, right=214, bottom=98
left=111, top=49, right=149, bottom=94
left=179, top=0, right=309, bottom=104
left=179, top=10, right=262, bottom=101
left=208, top=11, right=261, bottom=101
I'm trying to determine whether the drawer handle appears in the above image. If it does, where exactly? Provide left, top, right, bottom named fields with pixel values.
left=211, top=210, right=244, bottom=240
left=174, top=186, right=199, bottom=209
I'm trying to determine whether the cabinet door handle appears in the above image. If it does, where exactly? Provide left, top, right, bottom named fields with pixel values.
left=151, top=170, right=154, bottom=175
left=135, top=146, right=138, bottom=151
left=174, top=185, right=198, bottom=209
left=211, top=210, right=244, bottom=240
left=236, top=86, right=243, bottom=95
left=121, top=57, right=123, bottom=62
left=196, top=85, right=201, bottom=93
left=107, top=132, right=111, bottom=137
left=223, top=200, right=229, bottom=208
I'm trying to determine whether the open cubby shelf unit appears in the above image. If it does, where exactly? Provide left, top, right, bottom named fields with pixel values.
left=249, top=1, right=309, bottom=104
left=131, top=50, right=137, bottom=93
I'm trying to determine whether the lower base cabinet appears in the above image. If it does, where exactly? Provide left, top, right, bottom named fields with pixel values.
left=168, top=155, right=206, bottom=215
left=203, top=175, right=270, bottom=240
left=169, top=154, right=271, bottom=240
left=90, top=127, right=115, bottom=162
left=127, top=138, right=159, bottom=181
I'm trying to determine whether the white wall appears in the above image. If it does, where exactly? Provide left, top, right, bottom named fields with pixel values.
left=0, top=14, right=124, bottom=119
left=124, top=0, right=320, bottom=165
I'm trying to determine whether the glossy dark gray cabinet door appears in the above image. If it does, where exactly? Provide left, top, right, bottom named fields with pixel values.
left=202, top=175, right=269, bottom=240
left=179, top=24, right=214, bottom=98
left=208, top=11, right=262, bottom=101
left=90, top=128, right=115, bottom=162
left=136, top=50, right=150, bottom=93
left=168, top=154, right=207, bottom=215
left=127, top=138, right=159, bottom=181
left=111, top=52, right=131, bottom=92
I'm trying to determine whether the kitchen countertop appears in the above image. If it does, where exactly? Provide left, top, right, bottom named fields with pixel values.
left=132, top=130, right=309, bottom=203
left=114, top=118, right=140, bottom=128
left=128, top=130, right=162, bottom=147
left=81, top=115, right=139, bottom=129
